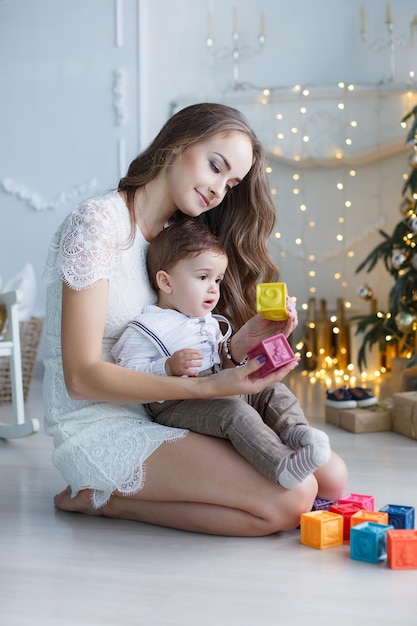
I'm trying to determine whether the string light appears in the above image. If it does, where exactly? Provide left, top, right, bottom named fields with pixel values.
left=264, top=79, right=417, bottom=382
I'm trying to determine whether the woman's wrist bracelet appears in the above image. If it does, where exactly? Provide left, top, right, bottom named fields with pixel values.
left=224, top=337, right=248, bottom=367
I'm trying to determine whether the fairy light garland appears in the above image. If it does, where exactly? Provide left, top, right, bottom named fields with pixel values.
left=259, top=79, right=417, bottom=383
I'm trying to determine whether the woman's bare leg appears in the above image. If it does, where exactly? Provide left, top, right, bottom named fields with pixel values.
left=54, top=432, right=319, bottom=536
left=314, top=451, right=348, bottom=502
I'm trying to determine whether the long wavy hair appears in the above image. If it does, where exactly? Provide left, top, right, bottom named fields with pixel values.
left=118, top=102, right=279, bottom=329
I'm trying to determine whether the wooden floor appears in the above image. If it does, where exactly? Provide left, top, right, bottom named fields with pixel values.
left=1, top=373, right=417, bottom=626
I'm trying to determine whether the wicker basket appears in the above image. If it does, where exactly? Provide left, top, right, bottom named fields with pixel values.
left=0, top=317, right=44, bottom=404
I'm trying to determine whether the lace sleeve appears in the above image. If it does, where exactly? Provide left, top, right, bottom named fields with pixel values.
left=44, top=196, right=122, bottom=291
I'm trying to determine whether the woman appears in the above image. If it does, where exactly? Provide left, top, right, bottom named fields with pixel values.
left=43, top=103, right=347, bottom=536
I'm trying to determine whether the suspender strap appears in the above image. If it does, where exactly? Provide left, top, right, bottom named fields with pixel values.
left=128, top=320, right=171, bottom=357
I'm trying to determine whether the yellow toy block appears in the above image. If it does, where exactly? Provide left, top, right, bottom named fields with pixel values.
left=300, top=511, right=344, bottom=549
left=350, top=509, right=389, bottom=530
left=256, top=283, right=289, bottom=321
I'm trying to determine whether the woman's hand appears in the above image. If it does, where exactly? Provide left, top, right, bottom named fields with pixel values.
left=61, top=282, right=297, bottom=405
left=228, top=296, right=298, bottom=362
left=207, top=355, right=299, bottom=397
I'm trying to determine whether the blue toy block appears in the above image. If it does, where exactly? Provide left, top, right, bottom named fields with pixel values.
left=379, top=504, right=415, bottom=529
left=350, top=522, right=394, bottom=564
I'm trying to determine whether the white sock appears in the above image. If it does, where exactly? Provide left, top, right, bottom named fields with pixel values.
left=277, top=443, right=331, bottom=489
left=286, top=425, right=330, bottom=452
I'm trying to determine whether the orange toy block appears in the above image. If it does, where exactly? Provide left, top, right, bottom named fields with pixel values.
left=350, top=509, right=389, bottom=531
left=387, top=529, right=417, bottom=569
left=300, top=511, right=344, bottom=549
left=256, top=283, right=289, bottom=321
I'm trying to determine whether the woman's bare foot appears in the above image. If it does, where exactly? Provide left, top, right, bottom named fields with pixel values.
left=54, top=485, right=104, bottom=516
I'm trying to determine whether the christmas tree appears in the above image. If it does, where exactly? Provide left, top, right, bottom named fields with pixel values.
left=354, top=105, right=417, bottom=371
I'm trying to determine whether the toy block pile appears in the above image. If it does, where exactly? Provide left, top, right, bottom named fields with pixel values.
left=248, top=283, right=296, bottom=377
left=300, top=493, right=417, bottom=569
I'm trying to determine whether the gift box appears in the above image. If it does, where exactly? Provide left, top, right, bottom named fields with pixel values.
left=390, top=358, right=417, bottom=392
left=390, top=358, right=409, bottom=393
left=392, top=392, right=417, bottom=440
left=325, top=404, right=392, bottom=434
left=400, top=367, right=417, bottom=392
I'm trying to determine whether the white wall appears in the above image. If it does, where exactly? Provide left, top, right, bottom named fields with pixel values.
left=139, top=0, right=417, bottom=146
left=139, top=0, right=417, bottom=320
left=0, top=0, right=140, bottom=316
left=1, top=0, right=417, bottom=357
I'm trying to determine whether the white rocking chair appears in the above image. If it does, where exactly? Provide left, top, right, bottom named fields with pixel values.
left=0, top=290, right=40, bottom=438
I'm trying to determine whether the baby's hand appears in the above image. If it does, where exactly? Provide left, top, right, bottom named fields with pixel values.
left=166, top=349, right=203, bottom=377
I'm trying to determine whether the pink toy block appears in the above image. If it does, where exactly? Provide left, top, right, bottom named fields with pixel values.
left=338, top=493, right=374, bottom=511
left=387, top=529, right=417, bottom=569
left=300, top=510, right=344, bottom=550
left=247, top=333, right=295, bottom=378
left=256, top=283, right=289, bottom=321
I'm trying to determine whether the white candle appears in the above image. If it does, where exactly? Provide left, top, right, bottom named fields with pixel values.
left=386, top=3, right=392, bottom=24
left=260, top=12, right=265, bottom=37
left=207, top=11, right=213, bottom=39
left=232, top=7, right=238, bottom=32
left=360, top=6, right=366, bottom=33
left=411, top=16, right=417, bottom=46
left=349, top=322, right=381, bottom=379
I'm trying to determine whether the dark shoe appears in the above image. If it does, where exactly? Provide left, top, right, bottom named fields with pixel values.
left=326, top=387, right=357, bottom=409
left=348, top=386, right=377, bottom=408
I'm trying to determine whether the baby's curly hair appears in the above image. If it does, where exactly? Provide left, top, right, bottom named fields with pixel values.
left=146, top=219, right=227, bottom=294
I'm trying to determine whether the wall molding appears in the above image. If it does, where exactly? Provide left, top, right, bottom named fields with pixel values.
left=1, top=178, right=98, bottom=211
left=112, top=67, right=127, bottom=126
left=172, top=82, right=417, bottom=167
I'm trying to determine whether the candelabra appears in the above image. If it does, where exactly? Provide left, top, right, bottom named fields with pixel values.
left=206, top=8, right=266, bottom=90
left=360, top=5, right=407, bottom=84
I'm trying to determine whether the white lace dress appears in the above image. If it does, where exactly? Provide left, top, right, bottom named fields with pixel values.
left=43, top=191, right=188, bottom=508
